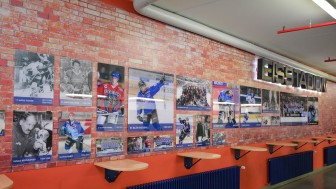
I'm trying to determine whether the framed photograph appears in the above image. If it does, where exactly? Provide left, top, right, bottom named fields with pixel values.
left=307, top=97, right=318, bottom=125
left=128, top=68, right=174, bottom=132
left=212, top=81, right=239, bottom=128
left=195, top=115, right=210, bottom=147
left=153, top=135, right=173, bottom=151
left=58, top=112, right=92, bottom=160
left=271, top=116, right=280, bottom=126
left=176, top=114, right=193, bottom=149
left=280, top=93, right=307, bottom=126
left=262, top=115, right=271, bottom=126
left=176, top=75, right=211, bottom=111
left=212, top=132, right=226, bottom=146
left=262, top=89, right=280, bottom=113
left=96, top=137, right=123, bottom=157
left=14, top=50, right=54, bottom=105
left=240, top=86, right=261, bottom=128
left=96, top=63, right=125, bottom=132
left=60, top=58, right=92, bottom=106
left=127, top=136, right=150, bottom=154
left=0, top=111, right=5, bottom=136
left=12, top=111, right=53, bottom=165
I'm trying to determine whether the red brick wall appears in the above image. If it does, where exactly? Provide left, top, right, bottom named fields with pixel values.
left=1, top=0, right=336, bottom=188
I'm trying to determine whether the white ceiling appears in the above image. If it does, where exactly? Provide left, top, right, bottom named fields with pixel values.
left=153, top=0, right=336, bottom=76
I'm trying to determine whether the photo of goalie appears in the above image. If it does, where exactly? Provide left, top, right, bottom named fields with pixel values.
left=96, top=63, right=124, bottom=132
left=60, top=58, right=92, bottom=106
left=128, top=68, right=174, bottom=132
left=58, top=112, right=92, bottom=160
left=14, top=50, right=54, bottom=105
left=176, top=114, right=193, bottom=149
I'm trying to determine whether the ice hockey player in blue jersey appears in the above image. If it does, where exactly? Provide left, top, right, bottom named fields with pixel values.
left=217, top=89, right=236, bottom=125
left=62, top=112, right=85, bottom=153
left=136, top=75, right=165, bottom=131
left=178, top=117, right=191, bottom=144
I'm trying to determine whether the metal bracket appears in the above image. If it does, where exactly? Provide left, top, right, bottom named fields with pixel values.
left=234, top=149, right=251, bottom=160
left=313, top=139, right=325, bottom=146
left=105, top=169, right=122, bottom=183
left=268, top=145, right=284, bottom=154
left=183, top=157, right=202, bottom=169
left=293, top=142, right=308, bottom=150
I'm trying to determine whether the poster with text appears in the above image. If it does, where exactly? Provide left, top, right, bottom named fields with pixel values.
left=212, top=81, right=239, bottom=128
left=97, top=63, right=125, bottom=132
left=176, top=114, right=193, bottom=149
left=280, top=93, right=307, bottom=126
left=240, top=86, right=261, bottom=128
left=195, top=115, right=210, bottom=147
left=154, top=135, right=173, bottom=152
left=127, top=136, right=150, bottom=154
left=262, top=89, right=280, bottom=113
left=96, top=137, right=123, bottom=157
left=0, top=111, right=5, bottom=136
left=308, top=97, right=318, bottom=125
left=128, top=68, right=174, bottom=132
left=12, top=111, right=53, bottom=165
left=58, top=112, right=92, bottom=160
left=212, top=132, right=226, bottom=146
left=14, top=50, right=54, bottom=105
left=176, top=75, right=211, bottom=111
left=60, top=58, right=92, bottom=106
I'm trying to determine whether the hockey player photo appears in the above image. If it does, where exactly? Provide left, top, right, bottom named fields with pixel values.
left=280, top=92, right=307, bottom=126
left=127, top=136, right=151, bottom=154
left=60, top=58, right=92, bottom=106
left=212, top=81, right=239, bottom=129
left=176, top=114, right=193, bottom=149
left=271, top=116, right=280, bottom=126
left=240, top=86, right=261, bottom=105
left=262, top=115, right=271, bottom=126
left=128, top=68, right=174, bottom=132
left=14, top=50, right=54, bottom=105
left=154, top=135, right=173, bottom=152
left=12, top=111, right=53, bottom=165
left=212, top=132, right=226, bottom=146
left=195, top=115, right=210, bottom=147
left=176, top=75, right=211, bottom=111
left=307, top=97, right=318, bottom=125
left=0, top=111, right=5, bottom=136
left=58, top=112, right=92, bottom=160
left=240, top=106, right=261, bottom=128
left=96, top=137, right=123, bottom=157
left=262, top=89, right=280, bottom=113
left=96, top=63, right=125, bottom=132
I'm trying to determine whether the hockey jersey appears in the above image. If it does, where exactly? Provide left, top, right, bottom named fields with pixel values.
left=97, top=83, right=124, bottom=112
left=63, top=120, right=84, bottom=140
left=136, top=81, right=164, bottom=115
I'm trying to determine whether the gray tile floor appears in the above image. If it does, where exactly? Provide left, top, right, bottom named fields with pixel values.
left=275, top=166, right=336, bottom=189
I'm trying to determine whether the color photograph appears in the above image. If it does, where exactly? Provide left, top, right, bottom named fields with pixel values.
left=176, top=75, right=211, bottom=111
left=176, top=114, right=193, bottom=149
left=96, top=63, right=125, bottom=131
left=96, top=137, right=123, bottom=157
left=212, top=81, right=239, bottom=128
left=262, top=89, right=280, bottom=113
left=58, top=112, right=92, bottom=160
left=195, top=115, right=210, bottom=147
left=60, top=58, right=92, bottom=106
left=153, top=135, right=173, bottom=151
left=127, top=136, right=150, bottom=154
left=240, top=86, right=261, bottom=104
left=280, top=92, right=307, bottom=126
left=212, top=132, right=226, bottom=146
left=128, top=68, right=174, bottom=132
left=12, top=111, right=53, bottom=165
left=240, top=106, right=261, bottom=128
left=14, top=50, right=54, bottom=105
left=308, top=97, right=318, bottom=125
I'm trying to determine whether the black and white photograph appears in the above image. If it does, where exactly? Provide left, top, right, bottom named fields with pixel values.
left=12, top=111, right=53, bottom=165
left=176, top=75, right=211, bottom=111
left=0, top=110, right=4, bottom=136
left=153, top=135, right=174, bottom=152
left=271, top=116, right=280, bottom=126
left=262, top=89, right=280, bottom=113
left=97, top=63, right=125, bottom=132
left=280, top=92, right=307, bottom=126
left=58, top=112, right=92, bottom=160
left=14, top=50, right=54, bottom=105
left=60, top=57, right=92, bottom=106
left=212, top=132, right=226, bottom=146
left=212, top=81, right=239, bottom=128
left=195, top=115, right=210, bottom=147
left=96, top=137, right=123, bottom=157
left=127, top=136, right=151, bottom=154
left=308, top=97, right=318, bottom=125
left=176, top=114, right=193, bottom=149
left=128, top=68, right=174, bottom=132
left=262, top=115, right=271, bottom=126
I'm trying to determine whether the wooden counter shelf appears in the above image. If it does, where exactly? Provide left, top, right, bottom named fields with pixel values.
left=177, top=151, right=221, bottom=169
left=94, top=159, right=148, bottom=183
left=292, top=140, right=318, bottom=150
left=0, top=174, right=13, bottom=189
left=266, top=142, right=298, bottom=154
left=312, top=137, right=336, bottom=146
left=230, top=145, right=267, bottom=160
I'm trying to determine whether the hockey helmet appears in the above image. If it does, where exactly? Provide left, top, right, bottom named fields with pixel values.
left=138, top=80, right=146, bottom=88
left=111, top=71, right=120, bottom=79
